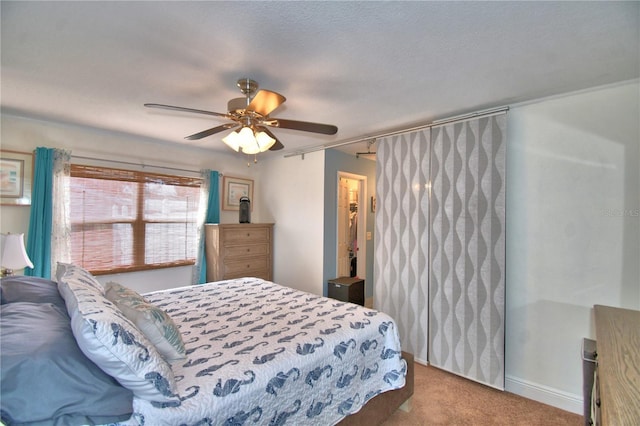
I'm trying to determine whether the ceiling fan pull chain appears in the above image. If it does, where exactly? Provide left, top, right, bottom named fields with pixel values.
left=246, top=154, right=258, bottom=167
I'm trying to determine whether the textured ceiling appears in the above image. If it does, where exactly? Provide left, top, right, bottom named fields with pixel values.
left=1, top=1, right=638, bottom=158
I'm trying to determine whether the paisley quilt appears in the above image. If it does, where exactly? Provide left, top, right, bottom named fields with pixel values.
left=114, top=277, right=407, bottom=426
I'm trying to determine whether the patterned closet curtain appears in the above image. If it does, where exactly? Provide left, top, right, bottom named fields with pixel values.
left=374, top=129, right=431, bottom=364
left=429, top=113, right=507, bottom=389
left=373, top=112, right=506, bottom=389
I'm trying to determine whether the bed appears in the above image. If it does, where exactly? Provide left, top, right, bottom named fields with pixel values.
left=1, top=264, right=412, bottom=426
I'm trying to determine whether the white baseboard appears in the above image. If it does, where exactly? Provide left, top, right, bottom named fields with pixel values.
left=506, top=375, right=583, bottom=415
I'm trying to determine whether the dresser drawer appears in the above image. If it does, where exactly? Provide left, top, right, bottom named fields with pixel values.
left=224, top=243, right=270, bottom=259
left=222, top=228, right=270, bottom=245
left=224, top=257, right=270, bottom=276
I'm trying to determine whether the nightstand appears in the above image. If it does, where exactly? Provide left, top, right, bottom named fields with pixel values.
left=327, top=277, right=365, bottom=306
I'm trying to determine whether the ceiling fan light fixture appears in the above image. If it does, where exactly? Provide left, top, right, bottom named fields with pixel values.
left=223, top=126, right=275, bottom=155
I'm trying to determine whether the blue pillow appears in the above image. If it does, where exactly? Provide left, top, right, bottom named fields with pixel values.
left=0, top=302, right=133, bottom=425
left=0, top=276, right=64, bottom=308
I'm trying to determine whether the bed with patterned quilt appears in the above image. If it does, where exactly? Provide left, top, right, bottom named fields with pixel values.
left=0, top=264, right=410, bottom=426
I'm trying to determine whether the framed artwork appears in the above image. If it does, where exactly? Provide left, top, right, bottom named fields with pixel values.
left=222, top=175, right=254, bottom=211
left=0, top=150, right=32, bottom=206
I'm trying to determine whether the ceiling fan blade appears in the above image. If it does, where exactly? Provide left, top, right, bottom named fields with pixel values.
left=185, top=124, right=237, bottom=140
left=145, top=103, right=228, bottom=118
left=246, top=90, right=286, bottom=116
left=256, top=126, right=284, bottom=151
left=269, top=118, right=338, bottom=135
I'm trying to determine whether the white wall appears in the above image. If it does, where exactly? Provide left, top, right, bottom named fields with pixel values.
left=255, top=151, right=326, bottom=295
left=505, top=80, right=640, bottom=413
left=0, top=114, right=268, bottom=292
left=1, top=114, right=326, bottom=296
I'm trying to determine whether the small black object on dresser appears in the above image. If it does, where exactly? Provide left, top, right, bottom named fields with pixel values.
left=327, top=277, right=365, bottom=306
left=239, top=197, right=251, bottom=223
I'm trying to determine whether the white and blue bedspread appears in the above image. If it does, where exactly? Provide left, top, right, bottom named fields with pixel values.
left=116, top=277, right=406, bottom=426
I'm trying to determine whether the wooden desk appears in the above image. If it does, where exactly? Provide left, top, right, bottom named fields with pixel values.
left=593, top=305, right=640, bottom=425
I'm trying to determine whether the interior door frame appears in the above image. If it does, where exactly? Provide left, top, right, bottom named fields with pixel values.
left=336, top=171, right=367, bottom=279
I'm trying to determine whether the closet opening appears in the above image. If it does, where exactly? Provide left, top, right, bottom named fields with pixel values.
left=336, top=172, right=367, bottom=279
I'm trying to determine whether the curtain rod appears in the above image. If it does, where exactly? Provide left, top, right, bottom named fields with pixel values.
left=284, top=106, right=509, bottom=158
left=71, top=155, right=213, bottom=175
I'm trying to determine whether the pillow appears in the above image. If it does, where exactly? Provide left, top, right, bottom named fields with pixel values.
left=55, top=262, right=105, bottom=294
left=0, top=302, right=133, bottom=425
left=0, top=276, right=64, bottom=307
left=57, top=270, right=180, bottom=404
left=105, top=282, right=186, bottom=362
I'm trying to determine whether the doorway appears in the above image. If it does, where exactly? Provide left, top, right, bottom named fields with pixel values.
left=336, top=172, right=366, bottom=279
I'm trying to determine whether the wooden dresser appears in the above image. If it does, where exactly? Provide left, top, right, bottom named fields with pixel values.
left=593, top=305, right=640, bottom=425
left=205, top=223, right=274, bottom=282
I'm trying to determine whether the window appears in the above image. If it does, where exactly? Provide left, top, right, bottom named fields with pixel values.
left=70, top=165, right=202, bottom=275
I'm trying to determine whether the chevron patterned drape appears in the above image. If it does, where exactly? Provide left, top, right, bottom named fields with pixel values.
left=373, top=113, right=506, bottom=389
left=374, top=129, right=431, bottom=364
left=429, top=114, right=506, bottom=389
left=373, top=129, right=430, bottom=363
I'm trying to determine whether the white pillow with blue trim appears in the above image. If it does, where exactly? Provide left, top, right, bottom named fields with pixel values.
left=57, top=264, right=180, bottom=404
left=55, top=262, right=105, bottom=294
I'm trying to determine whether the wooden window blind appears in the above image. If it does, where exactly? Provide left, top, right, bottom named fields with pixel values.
left=70, top=164, right=202, bottom=275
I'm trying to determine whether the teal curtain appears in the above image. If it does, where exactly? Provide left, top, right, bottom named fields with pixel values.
left=25, top=147, right=55, bottom=278
left=205, top=171, right=221, bottom=223
left=197, top=170, right=220, bottom=283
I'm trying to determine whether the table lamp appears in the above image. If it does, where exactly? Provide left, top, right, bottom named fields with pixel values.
left=1, top=233, right=34, bottom=277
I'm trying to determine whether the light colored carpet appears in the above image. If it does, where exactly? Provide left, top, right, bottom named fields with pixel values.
left=381, top=363, right=583, bottom=426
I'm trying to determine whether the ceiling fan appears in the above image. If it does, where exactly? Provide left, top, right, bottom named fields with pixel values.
left=145, top=78, right=338, bottom=154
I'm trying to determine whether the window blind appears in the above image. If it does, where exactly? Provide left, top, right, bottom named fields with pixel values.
left=70, top=164, right=202, bottom=274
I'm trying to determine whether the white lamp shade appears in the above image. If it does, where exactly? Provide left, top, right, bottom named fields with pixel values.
left=221, top=130, right=242, bottom=152
left=1, top=233, right=34, bottom=270
left=255, top=131, right=276, bottom=151
left=237, top=127, right=257, bottom=154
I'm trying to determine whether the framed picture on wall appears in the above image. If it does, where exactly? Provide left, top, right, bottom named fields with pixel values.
left=0, top=150, right=32, bottom=206
left=222, top=175, right=254, bottom=211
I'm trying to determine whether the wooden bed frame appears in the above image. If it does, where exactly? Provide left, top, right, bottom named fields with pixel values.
left=339, top=352, right=414, bottom=425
